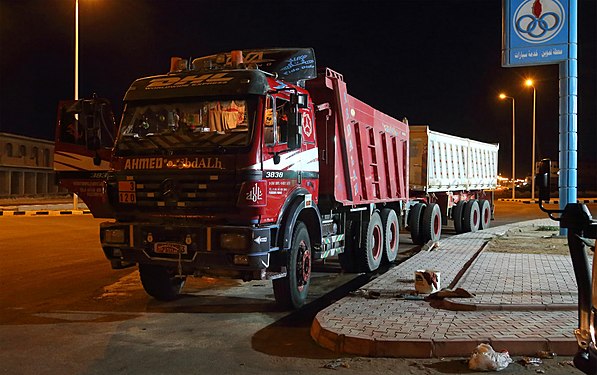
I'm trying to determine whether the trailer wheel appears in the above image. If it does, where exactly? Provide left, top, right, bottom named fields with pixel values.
left=380, top=208, right=399, bottom=263
left=338, top=220, right=362, bottom=273
left=360, top=212, right=383, bottom=272
left=479, top=199, right=491, bottom=230
left=273, top=221, right=312, bottom=309
left=421, top=203, right=442, bottom=243
left=139, top=264, right=186, bottom=301
left=408, top=202, right=426, bottom=245
left=463, top=199, right=481, bottom=232
left=452, top=200, right=465, bottom=234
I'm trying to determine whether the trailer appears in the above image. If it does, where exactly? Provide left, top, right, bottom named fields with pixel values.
left=407, top=125, right=499, bottom=244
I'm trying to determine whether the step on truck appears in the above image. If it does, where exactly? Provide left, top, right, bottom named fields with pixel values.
left=53, top=48, right=497, bottom=309
left=406, top=126, right=499, bottom=245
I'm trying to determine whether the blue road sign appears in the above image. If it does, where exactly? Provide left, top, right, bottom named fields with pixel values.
left=502, top=0, right=569, bottom=66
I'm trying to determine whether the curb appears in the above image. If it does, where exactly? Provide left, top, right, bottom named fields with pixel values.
left=498, top=198, right=597, bottom=204
left=439, top=299, right=576, bottom=312
left=0, top=210, right=91, bottom=216
left=310, top=316, right=577, bottom=357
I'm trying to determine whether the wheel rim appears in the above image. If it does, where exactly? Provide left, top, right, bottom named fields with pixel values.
left=473, top=209, right=479, bottom=226
left=372, top=225, right=382, bottom=260
left=296, top=240, right=311, bottom=292
left=433, top=212, right=441, bottom=236
left=483, top=206, right=490, bottom=225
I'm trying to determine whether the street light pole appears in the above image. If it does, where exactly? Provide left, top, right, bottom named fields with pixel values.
left=73, top=0, right=79, bottom=210
left=525, top=79, right=536, bottom=201
left=499, top=93, right=516, bottom=200
left=75, top=0, right=79, bottom=101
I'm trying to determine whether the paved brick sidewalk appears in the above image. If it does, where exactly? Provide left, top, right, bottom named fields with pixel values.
left=311, top=219, right=580, bottom=358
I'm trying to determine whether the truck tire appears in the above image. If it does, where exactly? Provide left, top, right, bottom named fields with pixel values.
left=421, top=202, right=442, bottom=243
left=273, top=221, right=312, bottom=309
left=463, top=199, right=480, bottom=232
left=452, top=200, right=465, bottom=234
left=139, top=264, right=186, bottom=301
left=360, top=212, right=384, bottom=272
left=380, top=208, right=399, bottom=263
left=408, top=202, right=426, bottom=245
left=338, top=220, right=362, bottom=273
left=479, top=199, right=491, bottom=230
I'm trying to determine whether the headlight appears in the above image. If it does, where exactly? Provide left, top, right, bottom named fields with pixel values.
left=104, top=229, right=126, bottom=244
left=220, top=233, right=249, bottom=251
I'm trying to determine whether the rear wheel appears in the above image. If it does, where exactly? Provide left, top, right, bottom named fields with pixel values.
left=421, top=202, right=442, bottom=243
left=139, top=264, right=186, bottom=301
left=360, top=212, right=383, bottom=272
left=273, top=221, right=312, bottom=309
left=463, top=199, right=481, bottom=232
left=452, top=200, right=465, bottom=234
left=380, top=208, right=399, bottom=263
left=408, top=202, right=426, bottom=245
left=479, top=199, right=491, bottom=230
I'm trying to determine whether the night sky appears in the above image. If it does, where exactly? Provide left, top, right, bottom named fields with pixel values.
left=1, top=0, right=595, bottom=181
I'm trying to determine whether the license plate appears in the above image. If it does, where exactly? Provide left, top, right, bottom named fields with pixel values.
left=154, top=242, right=187, bottom=255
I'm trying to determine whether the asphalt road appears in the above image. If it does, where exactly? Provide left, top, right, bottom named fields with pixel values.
left=0, top=201, right=591, bottom=374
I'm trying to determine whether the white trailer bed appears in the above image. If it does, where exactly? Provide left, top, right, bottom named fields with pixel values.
left=409, top=125, right=499, bottom=193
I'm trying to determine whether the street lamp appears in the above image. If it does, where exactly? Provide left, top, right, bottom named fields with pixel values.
left=525, top=78, right=536, bottom=201
left=499, top=93, right=516, bottom=200
left=73, top=0, right=80, bottom=210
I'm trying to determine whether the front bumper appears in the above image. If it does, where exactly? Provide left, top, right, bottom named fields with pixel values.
left=100, top=221, right=280, bottom=280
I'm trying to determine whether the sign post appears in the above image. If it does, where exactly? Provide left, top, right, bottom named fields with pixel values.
left=502, top=0, right=577, bottom=235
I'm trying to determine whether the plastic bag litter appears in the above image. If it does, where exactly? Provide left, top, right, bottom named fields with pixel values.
left=468, top=343, right=513, bottom=371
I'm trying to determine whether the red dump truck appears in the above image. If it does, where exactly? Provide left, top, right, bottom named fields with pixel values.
left=54, top=48, right=498, bottom=309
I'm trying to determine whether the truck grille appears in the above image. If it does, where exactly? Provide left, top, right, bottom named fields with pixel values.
left=110, top=171, right=238, bottom=213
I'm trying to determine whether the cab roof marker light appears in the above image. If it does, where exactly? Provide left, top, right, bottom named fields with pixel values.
left=231, top=50, right=244, bottom=68
left=169, top=57, right=188, bottom=73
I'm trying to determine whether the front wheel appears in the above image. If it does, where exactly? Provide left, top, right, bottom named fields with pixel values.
left=452, top=200, right=465, bottom=234
left=139, top=264, right=186, bottom=301
left=381, top=208, right=399, bottom=263
left=463, top=199, right=481, bottom=232
left=421, top=202, right=442, bottom=243
left=360, top=212, right=384, bottom=272
left=409, top=202, right=426, bottom=245
left=479, top=199, right=491, bottom=230
left=273, top=221, right=312, bottom=309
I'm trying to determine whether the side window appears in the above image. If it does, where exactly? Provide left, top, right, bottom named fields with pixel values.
left=275, top=98, right=289, bottom=144
left=264, top=96, right=290, bottom=146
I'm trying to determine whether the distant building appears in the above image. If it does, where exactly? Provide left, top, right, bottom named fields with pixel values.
left=0, top=132, right=65, bottom=197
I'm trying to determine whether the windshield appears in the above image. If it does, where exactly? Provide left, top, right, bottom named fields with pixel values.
left=115, top=97, right=257, bottom=155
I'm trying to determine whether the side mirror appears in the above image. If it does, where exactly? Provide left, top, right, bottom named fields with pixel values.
left=536, top=158, right=551, bottom=202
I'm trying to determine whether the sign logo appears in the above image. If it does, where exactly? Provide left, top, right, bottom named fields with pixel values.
left=514, top=0, right=565, bottom=44
left=245, top=184, right=263, bottom=203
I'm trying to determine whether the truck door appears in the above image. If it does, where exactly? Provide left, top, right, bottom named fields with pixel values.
left=54, top=98, right=116, bottom=218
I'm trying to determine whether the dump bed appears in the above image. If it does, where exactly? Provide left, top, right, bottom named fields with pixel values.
left=409, top=126, right=499, bottom=193
left=306, top=69, right=409, bottom=206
